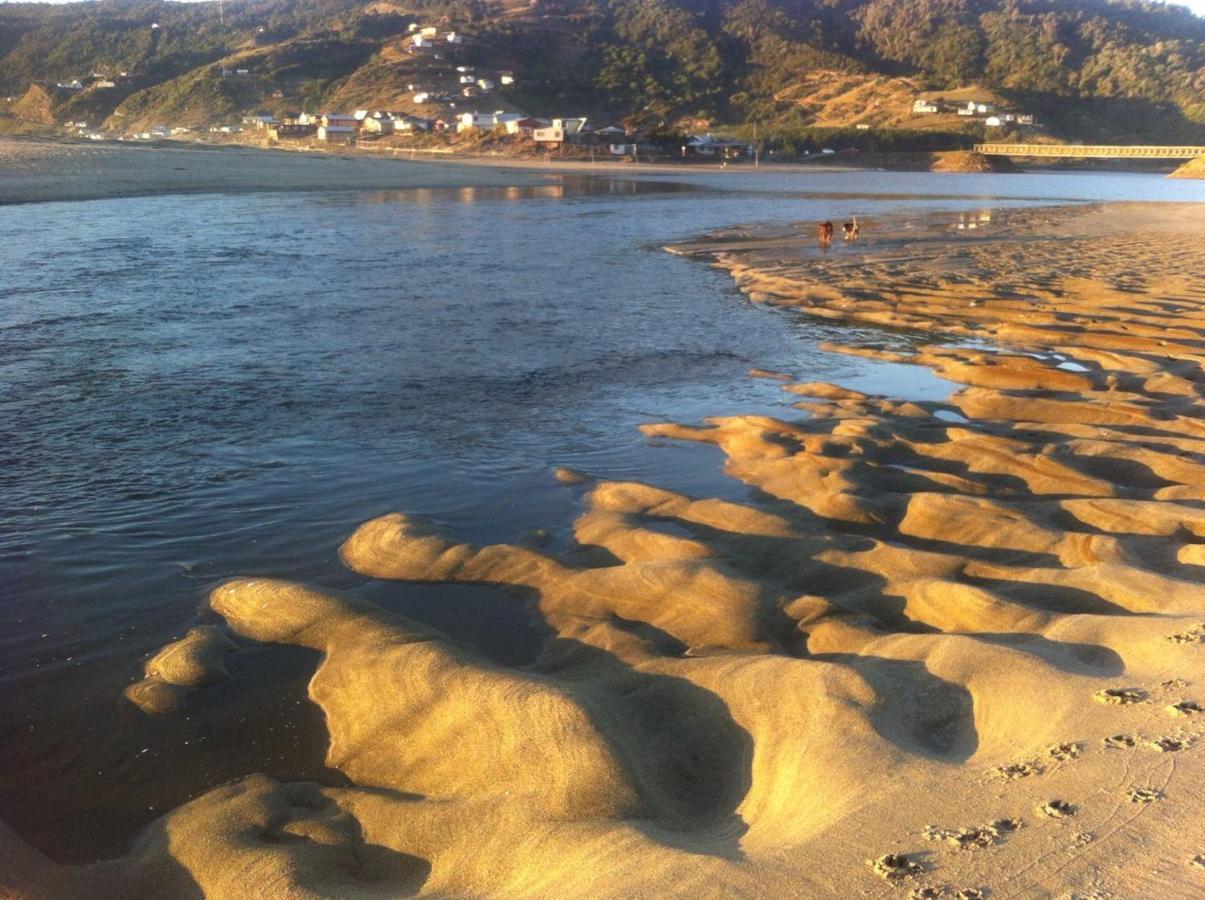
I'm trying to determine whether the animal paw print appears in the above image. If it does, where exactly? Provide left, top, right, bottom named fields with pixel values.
left=870, top=853, right=924, bottom=880
left=1048, top=742, right=1082, bottom=761
left=993, top=761, right=1043, bottom=780
left=1128, top=787, right=1163, bottom=804
left=1094, top=688, right=1146, bottom=705
left=1168, top=699, right=1202, bottom=717
left=1040, top=799, right=1075, bottom=818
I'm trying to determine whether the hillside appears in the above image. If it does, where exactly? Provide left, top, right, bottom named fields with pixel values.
left=0, top=0, right=1202, bottom=142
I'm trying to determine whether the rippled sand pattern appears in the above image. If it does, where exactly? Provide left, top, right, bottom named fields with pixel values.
left=3, top=203, right=1204, bottom=898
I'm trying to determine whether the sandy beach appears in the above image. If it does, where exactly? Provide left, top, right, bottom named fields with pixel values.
left=2, top=194, right=1202, bottom=897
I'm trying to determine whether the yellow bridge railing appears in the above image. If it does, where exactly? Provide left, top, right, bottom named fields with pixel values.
left=974, top=143, right=1205, bottom=159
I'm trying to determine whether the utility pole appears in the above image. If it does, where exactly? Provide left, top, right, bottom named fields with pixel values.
left=754, top=121, right=760, bottom=168
left=219, top=0, right=224, bottom=27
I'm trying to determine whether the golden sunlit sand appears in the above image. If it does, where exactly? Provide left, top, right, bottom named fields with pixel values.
left=3, top=202, right=1203, bottom=898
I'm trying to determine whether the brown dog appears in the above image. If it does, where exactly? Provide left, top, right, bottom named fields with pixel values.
left=818, top=221, right=834, bottom=247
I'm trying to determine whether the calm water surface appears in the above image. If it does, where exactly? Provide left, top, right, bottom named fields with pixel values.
left=2, top=167, right=1201, bottom=860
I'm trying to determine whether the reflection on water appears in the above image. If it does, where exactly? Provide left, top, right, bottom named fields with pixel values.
left=344, top=175, right=703, bottom=206
left=0, top=168, right=1192, bottom=862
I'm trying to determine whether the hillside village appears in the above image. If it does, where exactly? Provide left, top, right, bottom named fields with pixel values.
left=2, top=0, right=1200, bottom=156
left=9, top=15, right=1043, bottom=163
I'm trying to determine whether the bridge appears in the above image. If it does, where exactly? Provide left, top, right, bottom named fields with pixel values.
left=974, top=143, right=1205, bottom=159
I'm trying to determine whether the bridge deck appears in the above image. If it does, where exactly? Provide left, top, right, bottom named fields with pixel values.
left=974, top=143, right=1205, bottom=159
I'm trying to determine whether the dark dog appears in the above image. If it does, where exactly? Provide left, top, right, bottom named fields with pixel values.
left=818, top=221, right=834, bottom=247
left=842, top=218, right=860, bottom=241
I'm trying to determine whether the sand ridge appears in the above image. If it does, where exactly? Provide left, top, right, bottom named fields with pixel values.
left=2, top=202, right=1204, bottom=898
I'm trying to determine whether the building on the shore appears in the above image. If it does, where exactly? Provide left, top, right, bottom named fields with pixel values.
left=476, top=78, right=496, bottom=91
left=457, top=111, right=524, bottom=132
left=268, top=123, right=317, bottom=141
left=681, top=134, right=752, bottom=159
left=912, top=98, right=940, bottom=114
left=513, top=117, right=549, bottom=135
left=361, top=116, right=394, bottom=135
left=393, top=114, right=431, bottom=133
left=533, top=122, right=564, bottom=145
left=500, top=72, right=515, bottom=86
left=244, top=114, right=278, bottom=129
left=532, top=118, right=591, bottom=147
left=321, top=113, right=358, bottom=130
left=318, top=125, right=356, bottom=145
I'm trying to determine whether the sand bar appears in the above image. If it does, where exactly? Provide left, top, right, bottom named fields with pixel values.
left=0, top=138, right=551, bottom=204
left=2, top=201, right=1203, bottom=898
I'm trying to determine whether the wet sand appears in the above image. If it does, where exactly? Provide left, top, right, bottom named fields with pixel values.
left=3, top=202, right=1204, bottom=898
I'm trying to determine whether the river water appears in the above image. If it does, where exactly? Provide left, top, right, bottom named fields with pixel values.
left=1, top=166, right=1200, bottom=861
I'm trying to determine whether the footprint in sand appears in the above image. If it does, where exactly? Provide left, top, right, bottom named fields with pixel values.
left=1127, top=787, right=1163, bottom=803
left=1048, top=742, right=1083, bottom=761
left=1168, top=699, right=1202, bottom=717
left=1103, top=734, right=1135, bottom=749
left=869, top=852, right=924, bottom=880
left=1094, top=688, right=1147, bottom=705
left=1191, top=854, right=1205, bottom=869
left=1040, top=799, right=1076, bottom=818
left=954, top=890, right=985, bottom=900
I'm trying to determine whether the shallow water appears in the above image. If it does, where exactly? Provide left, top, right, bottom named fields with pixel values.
left=1, top=167, right=1200, bottom=861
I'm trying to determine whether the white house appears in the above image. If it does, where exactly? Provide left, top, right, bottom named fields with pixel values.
left=361, top=117, right=394, bottom=134
left=912, top=99, right=939, bottom=114
left=984, top=115, right=1003, bottom=128
left=459, top=74, right=476, bottom=84
left=495, top=113, right=524, bottom=133
left=458, top=112, right=514, bottom=131
left=500, top=73, right=515, bottom=86
left=476, top=78, right=495, bottom=91
left=413, top=92, right=430, bottom=104
left=446, top=32, right=463, bottom=44
left=411, top=35, right=429, bottom=48
left=533, top=123, right=564, bottom=144
left=420, top=26, right=438, bottom=36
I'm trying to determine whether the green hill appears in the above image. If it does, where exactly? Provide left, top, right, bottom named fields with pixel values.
left=1, top=0, right=1201, bottom=142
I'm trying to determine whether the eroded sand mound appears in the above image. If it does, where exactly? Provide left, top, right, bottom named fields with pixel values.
left=929, top=150, right=1017, bottom=173
left=3, top=203, right=1204, bottom=898
left=1170, top=156, right=1205, bottom=179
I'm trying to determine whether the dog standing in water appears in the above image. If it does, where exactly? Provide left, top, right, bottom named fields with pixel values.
left=818, top=221, right=834, bottom=247
left=843, top=216, right=860, bottom=241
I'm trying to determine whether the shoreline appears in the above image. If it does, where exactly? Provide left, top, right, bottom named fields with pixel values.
left=2, top=200, right=1203, bottom=897
left=2, top=136, right=1194, bottom=206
